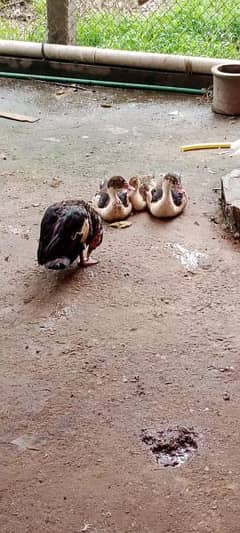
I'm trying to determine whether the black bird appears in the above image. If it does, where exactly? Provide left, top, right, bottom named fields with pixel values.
left=37, top=200, right=103, bottom=270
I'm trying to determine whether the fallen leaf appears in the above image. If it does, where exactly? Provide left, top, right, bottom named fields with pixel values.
left=108, top=126, right=128, bottom=135
left=43, top=137, right=60, bottom=143
left=49, top=177, right=62, bottom=188
left=81, top=524, right=92, bottom=532
left=55, top=88, right=77, bottom=99
left=0, top=111, right=39, bottom=123
left=55, top=89, right=68, bottom=97
left=207, top=168, right=216, bottom=174
left=109, top=221, right=132, bottom=229
left=101, top=103, right=112, bottom=108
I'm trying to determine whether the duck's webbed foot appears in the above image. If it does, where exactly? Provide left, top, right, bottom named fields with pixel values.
left=78, top=250, right=99, bottom=267
left=45, top=257, right=71, bottom=270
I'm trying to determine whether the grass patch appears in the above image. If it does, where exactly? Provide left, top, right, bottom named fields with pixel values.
left=75, top=0, right=240, bottom=58
left=0, top=0, right=46, bottom=41
left=0, top=0, right=239, bottom=58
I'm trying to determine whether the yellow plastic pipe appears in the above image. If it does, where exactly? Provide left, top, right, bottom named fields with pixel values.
left=180, top=142, right=231, bottom=152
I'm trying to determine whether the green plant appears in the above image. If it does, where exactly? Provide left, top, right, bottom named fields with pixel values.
left=75, top=0, right=240, bottom=58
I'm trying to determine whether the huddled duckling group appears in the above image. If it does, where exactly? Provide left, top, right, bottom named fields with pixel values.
left=92, top=173, right=188, bottom=222
left=37, top=172, right=187, bottom=271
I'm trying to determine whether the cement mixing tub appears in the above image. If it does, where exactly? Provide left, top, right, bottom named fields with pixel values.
left=212, top=63, right=240, bottom=115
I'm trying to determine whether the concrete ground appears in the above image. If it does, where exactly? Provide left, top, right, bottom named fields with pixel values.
left=0, top=79, right=240, bottom=533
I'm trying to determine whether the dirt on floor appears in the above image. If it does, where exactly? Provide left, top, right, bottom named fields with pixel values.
left=0, top=79, right=240, bottom=533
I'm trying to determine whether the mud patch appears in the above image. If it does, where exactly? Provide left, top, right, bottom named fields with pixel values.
left=141, top=426, right=198, bottom=467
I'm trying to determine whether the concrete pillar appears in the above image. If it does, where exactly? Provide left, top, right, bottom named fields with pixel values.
left=47, top=0, right=76, bottom=45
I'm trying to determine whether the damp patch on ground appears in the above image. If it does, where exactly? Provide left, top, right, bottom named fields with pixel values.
left=141, top=426, right=198, bottom=467
left=165, top=242, right=210, bottom=271
left=11, top=433, right=48, bottom=452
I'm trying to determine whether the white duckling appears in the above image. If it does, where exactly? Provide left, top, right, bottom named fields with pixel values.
left=146, top=173, right=188, bottom=218
left=92, top=175, right=134, bottom=223
left=128, top=174, right=157, bottom=212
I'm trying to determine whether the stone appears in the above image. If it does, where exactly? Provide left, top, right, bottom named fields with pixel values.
left=221, top=169, right=240, bottom=234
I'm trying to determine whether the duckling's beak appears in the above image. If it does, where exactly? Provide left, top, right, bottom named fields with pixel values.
left=176, top=182, right=182, bottom=191
left=125, top=184, right=135, bottom=192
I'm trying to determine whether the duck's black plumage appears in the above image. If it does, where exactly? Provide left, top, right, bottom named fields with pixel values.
left=97, top=191, right=109, bottom=209
left=118, top=191, right=128, bottom=207
left=97, top=179, right=129, bottom=209
left=37, top=200, right=103, bottom=269
left=151, top=187, right=183, bottom=206
left=97, top=191, right=128, bottom=208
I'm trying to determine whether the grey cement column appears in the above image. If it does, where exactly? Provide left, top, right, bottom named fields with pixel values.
left=47, top=0, right=76, bottom=45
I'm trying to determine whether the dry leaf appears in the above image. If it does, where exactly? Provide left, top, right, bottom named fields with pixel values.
left=49, top=177, right=62, bottom=188
left=43, top=137, right=60, bottom=143
left=81, top=524, right=92, bottom=532
left=207, top=168, right=216, bottom=174
left=55, top=88, right=73, bottom=98
left=109, top=221, right=132, bottom=229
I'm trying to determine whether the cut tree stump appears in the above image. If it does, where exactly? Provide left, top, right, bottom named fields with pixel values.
left=221, top=169, right=240, bottom=235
